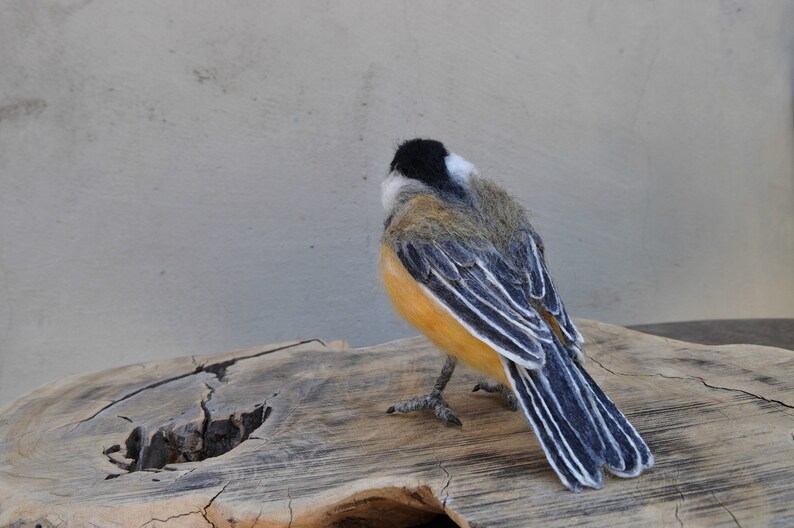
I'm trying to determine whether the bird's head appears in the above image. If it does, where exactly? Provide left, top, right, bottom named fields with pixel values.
left=382, top=138, right=476, bottom=213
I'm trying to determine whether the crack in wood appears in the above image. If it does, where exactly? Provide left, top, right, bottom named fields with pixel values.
left=72, top=340, right=322, bottom=429
left=434, top=455, right=452, bottom=510
left=586, top=355, right=794, bottom=413
left=173, top=468, right=196, bottom=482
left=711, top=491, right=743, bottom=528
left=256, top=395, right=304, bottom=448
left=287, top=488, right=294, bottom=528
left=199, top=382, right=216, bottom=458
left=138, top=509, right=204, bottom=528
left=250, top=504, right=265, bottom=528
left=674, top=503, right=684, bottom=528
left=200, top=482, right=229, bottom=528
left=673, top=483, right=685, bottom=528
left=194, top=339, right=327, bottom=383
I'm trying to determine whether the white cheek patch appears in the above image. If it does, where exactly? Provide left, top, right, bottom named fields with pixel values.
left=445, top=153, right=477, bottom=183
left=381, top=172, right=408, bottom=211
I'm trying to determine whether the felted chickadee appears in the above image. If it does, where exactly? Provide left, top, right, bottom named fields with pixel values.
left=380, top=138, right=653, bottom=492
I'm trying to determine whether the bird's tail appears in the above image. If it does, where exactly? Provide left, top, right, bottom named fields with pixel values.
left=501, top=339, right=654, bottom=492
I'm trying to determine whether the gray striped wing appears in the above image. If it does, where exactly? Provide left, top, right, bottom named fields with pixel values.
left=506, top=228, right=582, bottom=345
left=395, top=231, right=654, bottom=492
left=394, top=229, right=582, bottom=369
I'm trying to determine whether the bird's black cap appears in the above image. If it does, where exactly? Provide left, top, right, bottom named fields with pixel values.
left=390, top=138, right=449, bottom=185
left=390, top=138, right=471, bottom=203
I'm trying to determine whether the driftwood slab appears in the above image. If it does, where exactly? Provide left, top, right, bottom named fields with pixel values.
left=1, top=321, right=793, bottom=527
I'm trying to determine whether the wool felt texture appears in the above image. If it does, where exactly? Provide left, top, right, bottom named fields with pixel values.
left=380, top=138, right=653, bottom=492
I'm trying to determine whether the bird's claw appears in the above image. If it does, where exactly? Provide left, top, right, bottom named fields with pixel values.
left=472, top=381, right=519, bottom=411
left=386, top=393, right=462, bottom=426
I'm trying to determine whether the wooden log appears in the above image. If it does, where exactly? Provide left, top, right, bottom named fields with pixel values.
left=0, top=321, right=792, bottom=527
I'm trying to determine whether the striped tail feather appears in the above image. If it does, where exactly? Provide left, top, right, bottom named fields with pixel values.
left=501, top=338, right=653, bottom=492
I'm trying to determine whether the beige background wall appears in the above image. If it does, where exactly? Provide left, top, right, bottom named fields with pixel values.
left=1, top=0, right=793, bottom=404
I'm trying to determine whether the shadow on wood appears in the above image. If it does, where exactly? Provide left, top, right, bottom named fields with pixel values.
left=0, top=321, right=792, bottom=527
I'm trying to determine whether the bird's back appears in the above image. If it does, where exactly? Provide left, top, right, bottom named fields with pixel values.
left=384, top=176, right=531, bottom=252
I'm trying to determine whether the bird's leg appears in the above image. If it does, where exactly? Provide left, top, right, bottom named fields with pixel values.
left=386, top=356, right=462, bottom=426
left=472, top=381, right=519, bottom=411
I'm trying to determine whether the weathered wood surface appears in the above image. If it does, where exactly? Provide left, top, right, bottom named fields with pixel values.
left=1, top=320, right=793, bottom=528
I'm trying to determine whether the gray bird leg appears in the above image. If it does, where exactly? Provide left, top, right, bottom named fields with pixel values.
left=472, top=381, right=519, bottom=411
left=386, top=356, right=462, bottom=426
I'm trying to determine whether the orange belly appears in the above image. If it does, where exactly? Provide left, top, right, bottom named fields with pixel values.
left=380, top=244, right=508, bottom=384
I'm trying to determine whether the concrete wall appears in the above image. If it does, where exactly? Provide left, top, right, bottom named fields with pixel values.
left=1, top=0, right=793, bottom=404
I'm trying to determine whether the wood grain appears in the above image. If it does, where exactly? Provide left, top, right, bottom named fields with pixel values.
left=1, top=321, right=792, bottom=527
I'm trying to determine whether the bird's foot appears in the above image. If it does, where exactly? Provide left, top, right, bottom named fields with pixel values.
left=472, top=381, right=518, bottom=411
left=386, top=393, right=462, bottom=426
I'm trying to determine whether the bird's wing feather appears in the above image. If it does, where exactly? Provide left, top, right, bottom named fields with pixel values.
left=508, top=228, right=583, bottom=346
left=394, top=229, right=582, bottom=369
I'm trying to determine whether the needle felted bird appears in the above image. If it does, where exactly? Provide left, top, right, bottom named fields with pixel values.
left=379, top=138, right=653, bottom=492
